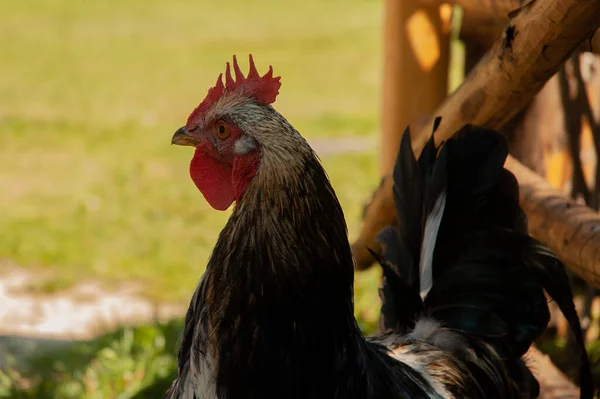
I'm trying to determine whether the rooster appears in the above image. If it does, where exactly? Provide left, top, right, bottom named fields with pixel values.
left=166, top=54, right=592, bottom=399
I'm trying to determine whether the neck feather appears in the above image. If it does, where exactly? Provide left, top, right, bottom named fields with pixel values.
left=202, top=138, right=363, bottom=397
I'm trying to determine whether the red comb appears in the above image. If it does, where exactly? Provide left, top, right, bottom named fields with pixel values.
left=186, top=54, right=281, bottom=127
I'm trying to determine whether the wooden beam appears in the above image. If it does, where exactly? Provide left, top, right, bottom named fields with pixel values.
left=411, top=1, right=600, bottom=155
left=423, top=1, right=600, bottom=55
left=352, top=0, right=600, bottom=287
left=379, top=0, right=450, bottom=173
left=507, top=158, right=600, bottom=287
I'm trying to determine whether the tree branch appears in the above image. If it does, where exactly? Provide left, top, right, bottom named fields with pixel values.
left=420, top=0, right=599, bottom=55
left=505, top=157, right=600, bottom=287
left=352, top=0, right=600, bottom=288
left=412, top=1, right=600, bottom=152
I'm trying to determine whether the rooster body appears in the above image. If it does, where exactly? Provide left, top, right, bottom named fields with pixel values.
left=166, top=55, right=591, bottom=399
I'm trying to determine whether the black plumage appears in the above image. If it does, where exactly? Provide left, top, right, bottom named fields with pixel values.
left=376, top=123, right=593, bottom=398
left=166, top=55, right=591, bottom=398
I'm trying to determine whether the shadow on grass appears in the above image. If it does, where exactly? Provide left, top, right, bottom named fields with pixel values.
left=1, top=314, right=597, bottom=398
left=0, top=311, right=377, bottom=399
left=0, top=319, right=183, bottom=399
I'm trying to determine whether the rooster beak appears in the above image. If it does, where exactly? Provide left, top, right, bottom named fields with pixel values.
left=172, top=126, right=203, bottom=147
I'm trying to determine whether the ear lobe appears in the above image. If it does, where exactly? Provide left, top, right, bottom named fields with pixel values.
left=233, top=136, right=257, bottom=155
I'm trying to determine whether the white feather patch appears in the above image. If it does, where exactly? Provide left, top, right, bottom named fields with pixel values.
left=389, top=345, right=454, bottom=398
left=194, top=351, right=218, bottom=399
left=419, top=189, right=447, bottom=300
left=234, top=136, right=257, bottom=154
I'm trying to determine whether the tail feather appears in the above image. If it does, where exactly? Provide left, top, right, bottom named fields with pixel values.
left=524, top=244, right=594, bottom=397
left=417, top=118, right=446, bottom=301
left=418, top=144, right=447, bottom=300
left=383, top=117, right=447, bottom=310
left=424, top=229, right=550, bottom=359
left=369, top=247, right=422, bottom=334
left=376, top=122, right=593, bottom=399
left=388, top=127, right=424, bottom=289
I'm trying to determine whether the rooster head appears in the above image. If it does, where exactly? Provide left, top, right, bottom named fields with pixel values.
left=172, top=54, right=283, bottom=211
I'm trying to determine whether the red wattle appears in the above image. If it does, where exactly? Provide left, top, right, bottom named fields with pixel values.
left=189, top=144, right=236, bottom=211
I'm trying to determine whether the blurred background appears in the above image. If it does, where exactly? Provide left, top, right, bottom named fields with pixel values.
left=0, top=0, right=392, bottom=396
left=1, top=0, right=598, bottom=397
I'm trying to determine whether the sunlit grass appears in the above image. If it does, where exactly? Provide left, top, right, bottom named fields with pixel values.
left=0, top=0, right=383, bottom=301
left=0, top=114, right=380, bottom=301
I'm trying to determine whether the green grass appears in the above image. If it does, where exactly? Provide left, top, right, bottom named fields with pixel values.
left=0, top=322, right=182, bottom=399
left=0, top=0, right=384, bottom=301
left=0, top=314, right=384, bottom=399
left=2, top=317, right=596, bottom=398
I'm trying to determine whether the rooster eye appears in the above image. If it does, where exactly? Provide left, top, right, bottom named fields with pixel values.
left=215, top=120, right=231, bottom=139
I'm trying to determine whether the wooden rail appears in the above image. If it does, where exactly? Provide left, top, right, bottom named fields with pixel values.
left=353, top=0, right=600, bottom=289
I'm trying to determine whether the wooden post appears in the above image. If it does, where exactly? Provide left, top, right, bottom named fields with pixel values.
left=380, top=0, right=451, bottom=173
